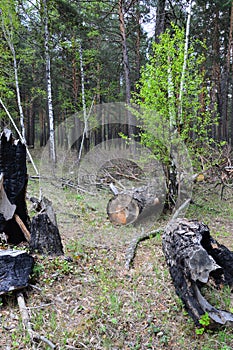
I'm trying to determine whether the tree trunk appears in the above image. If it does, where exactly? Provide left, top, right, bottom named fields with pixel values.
left=211, top=8, right=222, bottom=141
left=1, top=16, right=26, bottom=142
left=107, top=184, right=162, bottom=225
left=163, top=219, right=233, bottom=326
left=30, top=213, right=64, bottom=255
left=29, top=196, right=64, bottom=256
left=223, top=3, right=233, bottom=142
left=178, top=0, right=192, bottom=126
left=44, top=0, right=56, bottom=163
left=0, top=129, right=30, bottom=244
left=154, top=0, right=166, bottom=42
left=0, top=250, right=34, bottom=295
left=118, top=0, right=131, bottom=105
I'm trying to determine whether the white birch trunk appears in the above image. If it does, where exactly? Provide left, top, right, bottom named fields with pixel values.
left=167, top=57, right=176, bottom=129
left=43, top=0, right=56, bottom=163
left=79, top=41, right=88, bottom=137
left=178, top=0, right=193, bottom=124
left=1, top=17, right=26, bottom=142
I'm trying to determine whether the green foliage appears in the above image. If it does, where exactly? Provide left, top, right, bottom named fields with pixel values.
left=133, top=24, right=217, bottom=166
left=196, top=312, right=211, bottom=335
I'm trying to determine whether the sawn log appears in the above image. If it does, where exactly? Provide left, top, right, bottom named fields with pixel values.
left=107, top=184, right=163, bottom=225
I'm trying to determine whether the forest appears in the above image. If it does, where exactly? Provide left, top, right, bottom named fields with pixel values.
left=2, top=1, right=233, bottom=349
left=0, top=0, right=233, bottom=158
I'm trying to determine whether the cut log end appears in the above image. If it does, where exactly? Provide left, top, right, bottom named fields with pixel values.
left=107, top=194, right=140, bottom=225
left=107, top=189, right=161, bottom=226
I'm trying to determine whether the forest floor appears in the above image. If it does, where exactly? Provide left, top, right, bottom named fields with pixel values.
left=1, top=151, right=233, bottom=350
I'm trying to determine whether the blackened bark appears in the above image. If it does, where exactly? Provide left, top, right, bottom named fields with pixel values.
left=30, top=213, right=63, bottom=255
left=0, top=129, right=30, bottom=244
left=0, top=250, right=34, bottom=295
left=163, top=219, right=233, bottom=326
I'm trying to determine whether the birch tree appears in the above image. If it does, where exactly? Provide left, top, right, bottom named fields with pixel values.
left=178, top=0, right=193, bottom=125
left=43, top=0, right=56, bottom=163
left=1, top=1, right=26, bottom=141
left=134, top=25, right=215, bottom=161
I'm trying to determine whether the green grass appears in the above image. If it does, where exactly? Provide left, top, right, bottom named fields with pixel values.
left=2, top=159, right=233, bottom=349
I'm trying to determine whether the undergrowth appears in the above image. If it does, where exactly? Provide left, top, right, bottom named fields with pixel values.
left=1, top=161, right=233, bottom=349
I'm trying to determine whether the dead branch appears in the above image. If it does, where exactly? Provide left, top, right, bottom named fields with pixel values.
left=125, top=199, right=191, bottom=269
left=14, top=214, right=31, bottom=242
left=17, top=292, right=56, bottom=349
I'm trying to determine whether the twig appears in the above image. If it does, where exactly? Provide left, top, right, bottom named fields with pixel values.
left=109, top=182, right=119, bottom=195
left=125, top=198, right=191, bottom=269
left=17, top=292, right=56, bottom=349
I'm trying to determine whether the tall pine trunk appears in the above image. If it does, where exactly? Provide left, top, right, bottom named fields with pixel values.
left=154, top=0, right=166, bottom=42
left=118, top=0, right=131, bottom=104
left=118, top=0, right=134, bottom=139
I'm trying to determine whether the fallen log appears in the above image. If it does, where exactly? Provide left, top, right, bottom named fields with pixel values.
left=0, top=249, right=34, bottom=295
left=162, top=219, right=233, bottom=326
left=107, top=183, right=163, bottom=225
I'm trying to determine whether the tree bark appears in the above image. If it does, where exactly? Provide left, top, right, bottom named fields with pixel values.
left=163, top=218, right=233, bottom=326
left=43, top=0, right=56, bottom=163
left=154, top=0, right=166, bottom=42
left=0, top=250, right=34, bottom=295
left=178, top=0, right=192, bottom=126
left=0, top=129, right=30, bottom=244
left=1, top=14, right=26, bottom=142
left=118, top=0, right=131, bottom=105
left=29, top=196, right=64, bottom=256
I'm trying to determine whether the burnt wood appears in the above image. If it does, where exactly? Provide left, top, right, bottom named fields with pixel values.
left=162, top=219, right=233, bottom=326
left=30, top=213, right=63, bottom=255
left=0, top=249, right=34, bottom=295
left=0, top=129, right=30, bottom=244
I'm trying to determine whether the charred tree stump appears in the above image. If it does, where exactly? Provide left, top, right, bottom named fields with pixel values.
left=29, top=196, right=64, bottom=255
left=0, top=249, right=34, bottom=295
left=162, top=219, right=233, bottom=326
left=107, top=184, right=162, bottom=225
left=0, top=129, right=30, bottom=244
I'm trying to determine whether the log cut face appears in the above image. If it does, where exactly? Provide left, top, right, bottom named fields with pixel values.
left=0, top=130, right=30, bottom=244
left=0, top=250, right=34, bottom=295
left=107, top=185, right=162, bottom=225
left=162, top=219, right=233, bottom=326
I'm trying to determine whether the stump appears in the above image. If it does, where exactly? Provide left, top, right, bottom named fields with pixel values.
left=0, top=249, right=34, bottom=295
left=162, top=219, right=233, bottom=326
left=29, top=196, right=63, bottom=255
left=0, top=129, right=30, bottom=244
left=30, top=213, right=64, bottom=255
left=107, top=184, right=162, bottom=225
